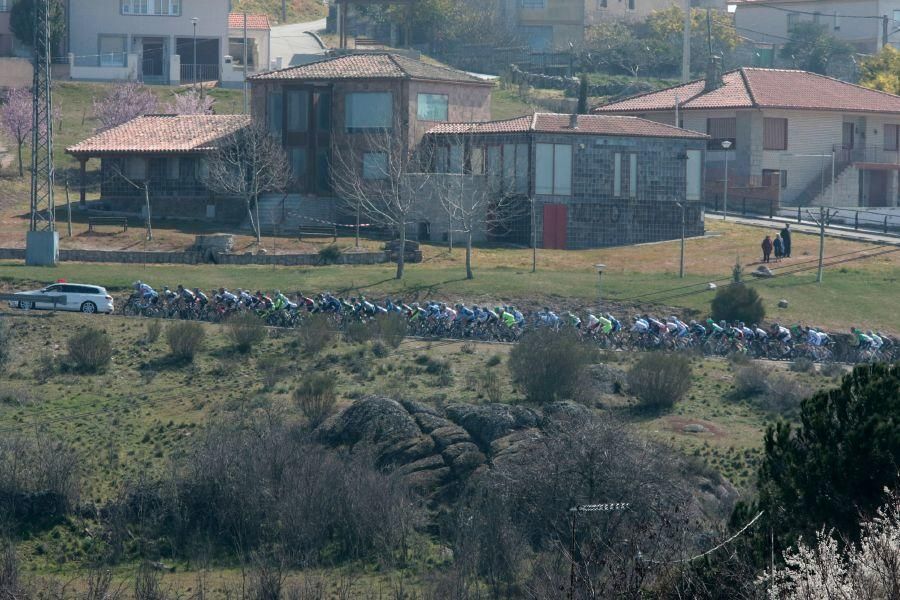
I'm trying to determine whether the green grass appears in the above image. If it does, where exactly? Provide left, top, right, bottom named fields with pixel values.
left=230, top=0, right=326, bottom=24
left=490, top=88, right=538, bottom=120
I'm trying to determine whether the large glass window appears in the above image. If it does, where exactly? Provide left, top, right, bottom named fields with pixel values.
left=363, top=152, right=388, bottom=180
left=417, top=93, right=449, bottom=122
left=535, top=143, right=571, bottom=196
left=449, top=145, right=464, bottom=173
left=346, top=92, right=392, bottom=131
left=614, top=152, right=637, bottom=198
left=501, top=143, right=529, bottom=194
left=99, top=35, right=126, bottom=67
left=286, top=90, right=309, bottom=133
left=290, top=148, right=307, bottom=187
left=267, top=92, right=283, bottom=136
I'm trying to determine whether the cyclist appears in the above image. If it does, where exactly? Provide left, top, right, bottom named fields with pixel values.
left=563, top=311, right=582, bottom=329
left=706, top=319, right=724, bottom=337
left=510, top=306, right=525, bottom=326
left=753, top=323, right=768, bottom=341
left=771, top=322, right=791, bottom=344
left=162, top=286, right=177, bottom=306
left=607, top=313, right=622, bottom=333
left=689, top=320, right=706, bottom=338
left=498, top=306, right=517, bottom=328
left=442, top=303, right=458, bottom=321
left=669, top=316, right=689, bottom=337
left=537, top=307, right=559, bottom=328
left=631, top=315, right=650, bottom=334
left=255, top=291, right=273, bottom=311
left=193, top=288, right=209, bottom=308
left=456, top=303, right=475, bottom=326
left=585, top=313, right=602, bottom=334
left=273, top=290, right=294, bottom=311
left=176, top=285, right=195, bottom=308
left=739, top=322, right=755, bottom=341
left=869, top=330, right=883, bottom=350
left=133, top=281, right=158, bottom=307
left=850, top=327, right=873, bottom=350
left=217, top=288, right=238, bottom=308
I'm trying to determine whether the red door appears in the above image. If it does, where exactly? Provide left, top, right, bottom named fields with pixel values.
left=542, top=204, right=568, bottom=249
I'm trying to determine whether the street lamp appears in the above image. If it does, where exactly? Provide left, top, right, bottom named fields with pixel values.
left=594, top=263, right=606, bottom=308
left=675, top=201, right=685, bottom=278
left=191, top=17, right=198, bottom=90
left=721, top=139, right=732, bottom=219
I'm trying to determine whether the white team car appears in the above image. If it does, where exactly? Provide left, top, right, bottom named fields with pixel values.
left=8, top=282, right=114, bottom=314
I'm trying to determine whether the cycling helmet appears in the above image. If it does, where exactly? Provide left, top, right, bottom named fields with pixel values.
left=689, top=320, right=697, bottom=325
left=133, top=281, right=142, bottom=289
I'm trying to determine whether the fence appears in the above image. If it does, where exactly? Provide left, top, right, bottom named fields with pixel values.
left=433, top=45, right=575, bottom=76
left=180, top=63, right=220, bottom=83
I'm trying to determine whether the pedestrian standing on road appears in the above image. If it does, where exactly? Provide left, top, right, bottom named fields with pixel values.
left=781, top=223, right=792, bottom=258
left=773, top=234, right=784, bottom=262
left=761, top=235, right=773, bottom=263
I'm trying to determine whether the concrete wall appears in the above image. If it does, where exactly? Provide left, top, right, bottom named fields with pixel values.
left=0, top=247, right=390, bottom=265
left=222, top=27, right=269, bottom=85
left=0, top=9, right=13, bottom=57
left=0, top=57, right=32, bottom=87
left=69, top=52, right=139, bottom=81
left=408, top=80, right=492, bottom=146
left=404, top=173, right=492, bottom=244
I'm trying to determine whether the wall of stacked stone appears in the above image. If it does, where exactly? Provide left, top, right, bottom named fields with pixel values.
left=0, top=248, right=390, bottom=265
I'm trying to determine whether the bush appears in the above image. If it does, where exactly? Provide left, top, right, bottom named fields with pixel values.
left=343, top=320, right=373, bottom=344
left=710, top=284, right=765, bottom=324
left=734, top=364, right=769, bottom=397
left=374, top=312, right=407, bottom=348
left=67, top=327, right=113, bottom=373
left=144, top=319, right=162, bottom=345
left=789, top=357, right=815, bottom=373
left=820, top=362, right=845, bottom=379
left=226, top=312, right=267, bottom=353
left=318, top=245, right=342, bottom=265
left=0, top=320, right=11, bottom=373
left=627, top=353, right=693, bottom=410
left=480, top=369, right=503, bottom=403
left=294, top=372, right=337, bottom=428
left=258, top=356, right=290, bottom=390
left=509, top=329, right=596, bottom=403
left=759, top=372, right=806, bottom=413
left=166, top=321, right=205, bottom=362
left=296, top=314, right=335, bottom=354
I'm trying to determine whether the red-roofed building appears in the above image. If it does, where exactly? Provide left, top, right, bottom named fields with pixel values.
left=420, top=113, right=709, bottom=249
left=224, top=13, right=272, bottom=85
left=594, top=68, right=900, bottom=208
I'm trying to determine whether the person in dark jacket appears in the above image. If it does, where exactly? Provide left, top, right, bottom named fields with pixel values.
left=773, top=234, right=784, bottom=261
left=761, top=235, right=773, bottom=263
left=781, top=224, right=792, bottom=258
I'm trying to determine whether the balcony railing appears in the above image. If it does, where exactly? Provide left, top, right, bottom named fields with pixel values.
left=834, top=144, right=900, bottom=166
left=180, top=63, right=220, bottom=83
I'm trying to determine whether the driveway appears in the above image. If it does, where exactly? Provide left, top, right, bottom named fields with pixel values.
left=271, top=18, right=328, bottom=67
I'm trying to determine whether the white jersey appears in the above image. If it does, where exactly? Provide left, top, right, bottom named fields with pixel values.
left=631, top=319, right=649, bottom=334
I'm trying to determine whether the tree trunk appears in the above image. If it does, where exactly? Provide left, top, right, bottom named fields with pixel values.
left=17, top=142, right=24, bottom=177
left=254, top=195, right=262, bottom=246
left=466, top=231, right=473, bottom=280
left=355, top=199, right=360, bottom=248
left=396, top=223, right=406, bottom=279
left=246, top=197, right=259, bottom=243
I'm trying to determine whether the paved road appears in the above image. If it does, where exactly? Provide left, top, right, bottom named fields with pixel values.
left=270, top=18, right=327, bottom=68
left=710, top=213, right=900, bottom=247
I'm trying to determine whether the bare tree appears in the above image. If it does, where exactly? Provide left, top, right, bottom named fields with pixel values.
left=331, top=119, right=431, bottom=280
left=204, top=120, right=291, bottom=246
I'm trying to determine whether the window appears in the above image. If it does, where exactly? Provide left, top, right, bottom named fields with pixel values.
left=885, top=124, right=899, bottom=152
left=627, top=0, right=635, bottom=10
left=763, top=169, right=787, bottom=188
left=520, top=0, right=546, bottom=8
left=0, top=0, right=10, bottom=12
left=316, top=91, right=332, bottom=130
left=121, top=0, right=180, bottom=16
left=535, top=143, right=572, bottom=196
left=833, top=13, right=840, bottom=30
left=363, top=152, right=388, bottom=180
left=500, top=143, right=529, bottom=194
left=842, top=122, right=855, bottom=149
left=228, top=38, right=256, bottom=67
left=787, top=12, right=801, bottom=30
left=99, top=35, right=126, bottom=67
left=417, top=93, right=449, bottom=122
left=707, top=117, right=736, bottom=149
left=449, top=145, right=464, bottom=173
left=470, top=147, right=485, bottom=175
left=686, top=149, right=702, bottom=201
left=763, top=117, right=788, bottom=150
left=613, top=153, right=638, bottom=198
left=268, top=92, right=283, bottom=136
left=286, top=90, right=309, bottom=133
left=346, top=92, right=392, bottom=131
left=290, top=148, right=307, bottom=185
left=598, top=0, right=607, bottom=8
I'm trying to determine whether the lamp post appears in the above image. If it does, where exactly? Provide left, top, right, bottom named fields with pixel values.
left=191, top=17, right=198, bottom=91
left=721, top=139, right=732, bottom=219
left=594, top=263, right=606, bottom=308
left=675, top=201, right=685, bottom=278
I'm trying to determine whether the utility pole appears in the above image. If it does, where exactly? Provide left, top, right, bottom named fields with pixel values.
left=681, top=0, right=691, bottom=82
left=676, top=201, right=686, bottom=278
left=531, top=196, right=536, bottom=273
left=883, top=15, right=890, bottom=48
left=242, top=12, right=249, bottom=114
left=143, top=182, right=152, bottom=241
left=64, top=176, right=72, bottom=237
left=567, top=503, right=630, bottom=600
left=282, top=0, right=287, bottom=23
left=25, top=0, right=58, bottom=265
left=807, top=206, right=833, bottom=283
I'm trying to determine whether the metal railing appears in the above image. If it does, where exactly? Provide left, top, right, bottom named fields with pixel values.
left=180, top=63, right=220, bottom=83
left=834, top=144, right=900, bottom=166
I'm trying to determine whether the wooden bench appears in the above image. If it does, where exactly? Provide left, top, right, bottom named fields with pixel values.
left=298, top=225, right=337, bottom=242
left=88, top=216, right=128, bottom=233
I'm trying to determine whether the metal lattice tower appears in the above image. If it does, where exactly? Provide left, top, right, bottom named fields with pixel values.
left=29, top=0, right=54, bottom=232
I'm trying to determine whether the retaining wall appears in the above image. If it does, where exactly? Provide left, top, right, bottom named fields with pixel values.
left=0, top=248, right=390, bottom=266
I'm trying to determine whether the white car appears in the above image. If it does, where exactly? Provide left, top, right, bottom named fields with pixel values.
left=10, top=282, right=114, bottom=314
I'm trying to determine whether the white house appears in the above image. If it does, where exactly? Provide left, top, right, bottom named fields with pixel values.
left=222, top=12, right=271, bottom=87
left=66, top=0, right=230, bottom=85
left=733, top=0, right=900, bottom=55
left=594, top=67, right=900, bottom=208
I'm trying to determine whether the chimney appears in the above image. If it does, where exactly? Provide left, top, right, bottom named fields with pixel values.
left=704, top=55, right=723, bottom=92
left=569, top=112, right=579, bottom=129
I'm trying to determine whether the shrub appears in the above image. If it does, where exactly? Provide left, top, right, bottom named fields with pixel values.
left=734, top=364, right=769, bottom=397
left=0, top=320, right=11, bottom=374
left=343, top=321, right=373, bottom=344
left=296, top=314, right=335, bottom=355
left=166, top=321, right=205, bottom=362
left=509, top=329, right=596, bottom=403
left=710, top=284, right=765, bottom=324
left=67, top=327, right=113, bottom=373
left=789, top=357, right=815, bottom=373
left=371, top=340, right=388, bottom=358
left=258, top=356, right=291, bottom=391
left=727, top=351, right=751, bottom=366
left=759, top=372, right=806, bottom=413
left=627, top=353, right=693, bottom=410
left=374, top=312, right=407, bottom=348
left=294, top=372, right=338, bottom=428
left=226, top=312, right=267, bottom=353
left=486, top=354, right=503, bottom=367
left=144, top=319, right=162, bottom=345
left=480, top=369, right=503, bottom=403
left=318, top=245, right=342, bottom=265
left=820, top=362, right=845, bottom=379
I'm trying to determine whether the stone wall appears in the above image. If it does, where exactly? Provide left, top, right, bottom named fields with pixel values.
left=0, top=247, right=390, bottom=266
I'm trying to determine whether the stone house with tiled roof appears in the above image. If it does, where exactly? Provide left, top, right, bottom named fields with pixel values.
left=421, top=113, right=709, bottom=249
left=66, top=114, right=252, bottom=222
left=594, top=68, right=900, bottom=208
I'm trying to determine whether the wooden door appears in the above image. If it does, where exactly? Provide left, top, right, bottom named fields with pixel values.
left=542, top=204, right=567, bottom=250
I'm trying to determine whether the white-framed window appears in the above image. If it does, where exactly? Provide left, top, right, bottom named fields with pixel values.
left=346, top=92, right=392, bottom=131
left=98, top=35, right=127, bottom=67
left=885, top=124, right=899, bottom=152
left=0, top=0, right=10, bottom=12
left=417, top=93, right=449, bottom=122
left=121, top=0, right=180, bottom=16
left=520, top=0, right=546, bottom=8
left=613, top=153, right=638, bottom=198
left=363, top=152, right=388, bottom=180
left=535, top=143, right=572, bottom=196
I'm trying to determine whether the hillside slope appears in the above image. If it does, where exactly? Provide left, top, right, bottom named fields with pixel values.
left=230, top=0, right=327, bottom=25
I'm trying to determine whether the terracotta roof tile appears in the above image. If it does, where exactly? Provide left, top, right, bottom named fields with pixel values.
left=66, top=115, right=251, bottom=156
left=594, top=68, right=900, bottom=114
left=428, top=113, right=707, bottom=139
left=228, top=13, right=271, bottom=30
left=249, top=52, right=490, bottom=85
